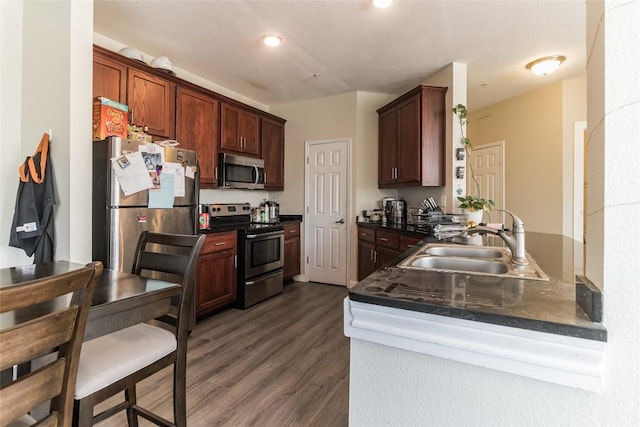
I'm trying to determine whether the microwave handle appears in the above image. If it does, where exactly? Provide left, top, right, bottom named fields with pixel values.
left=253, top=164, right=259, bottom=185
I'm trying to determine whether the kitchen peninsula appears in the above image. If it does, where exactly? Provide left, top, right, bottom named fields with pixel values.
left=345, top=230, right=606, bottom=394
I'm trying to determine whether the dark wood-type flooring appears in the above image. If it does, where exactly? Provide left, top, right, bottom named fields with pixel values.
left=95, top=281, right=350, bottom=427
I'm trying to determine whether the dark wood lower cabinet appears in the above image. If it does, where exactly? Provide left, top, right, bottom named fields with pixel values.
left=196, top=231, right=237, bottom=316
left=357, top=240, right=376, bottom=281
left=357, top=225, right=426, bottom=282
left=283, top=222, right=301, bottom=281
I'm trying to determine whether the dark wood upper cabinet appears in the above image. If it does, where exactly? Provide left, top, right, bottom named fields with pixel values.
left=176, top=87, right=220, bottom=188
left=93, top=45, right=286, bottom=189
left=378, top=107, right=397, bottom=186
left=127, top=69, right=176, bottom=140
left=93, top=54, right=127, bottom=103
left=262, top=117, right=286, bottom=191
left=220, top=102, right=260, bottom=157
left=377, top=85, right=447, bottom=188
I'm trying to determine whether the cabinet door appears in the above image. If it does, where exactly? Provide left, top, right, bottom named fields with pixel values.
left=262, top=117, right=285, bottom=190
left=376, top=246, right=400, bottom=269
left=196, top=248, right=237, bottom=315
left=93, top=54, right=127, bottom=103
left=176, top=87, right=219, bottom=187
left=378, top=106, right=397, bottom=187
left=240, top=111, right=260, bottom=157
left=221, top=103, right=260, bottom=157
left=284, top=237, right=301, bottom=281
left=357, top=240, right=377, bottom=281
left=419, top=86, right=447, bottom=186
left=396, top=93, right=421, bottom=185
left=127, top=69, right=176, bottom=139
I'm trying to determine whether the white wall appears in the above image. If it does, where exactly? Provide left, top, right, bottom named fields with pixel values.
left=467, top=83, right=565, bottom=234
left=271, top=91, right=398, bottom=283
left=0, top=0, right=93, bottom=268
left=466, top=77, right=586, bottom=236
left=348, top=1, right=640, bottom=425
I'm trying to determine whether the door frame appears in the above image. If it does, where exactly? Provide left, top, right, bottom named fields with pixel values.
left=303, top=137, right=352, bottom=286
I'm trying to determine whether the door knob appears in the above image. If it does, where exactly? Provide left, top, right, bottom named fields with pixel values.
left=335, top=218, right=345, bottom=224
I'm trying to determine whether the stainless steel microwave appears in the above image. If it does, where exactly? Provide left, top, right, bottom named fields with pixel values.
left=219, top=153, right=265, bottom=190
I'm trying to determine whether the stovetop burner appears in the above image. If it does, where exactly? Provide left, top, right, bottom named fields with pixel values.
left=205, top=203, right=283, bottom=234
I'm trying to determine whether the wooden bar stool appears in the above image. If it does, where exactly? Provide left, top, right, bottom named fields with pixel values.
left=73, top=232, right=205, bottom=427
left=0, top=261, right=103, bottom=427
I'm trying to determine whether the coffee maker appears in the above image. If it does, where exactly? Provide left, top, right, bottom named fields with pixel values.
left=383, top=199, right=407, bottom=224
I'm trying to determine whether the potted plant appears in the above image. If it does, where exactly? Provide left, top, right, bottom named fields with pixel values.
left=452, top=104, right=495, bottom=224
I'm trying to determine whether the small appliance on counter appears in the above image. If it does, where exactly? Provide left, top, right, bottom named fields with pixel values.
left=383, top=199, right=407, bottom=224
left=253, top=199, right=280, bottom=223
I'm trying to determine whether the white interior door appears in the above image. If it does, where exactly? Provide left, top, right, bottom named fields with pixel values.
left=305, top=138, right=350, bottom=286
left=469, top=141, right=505, bottom=224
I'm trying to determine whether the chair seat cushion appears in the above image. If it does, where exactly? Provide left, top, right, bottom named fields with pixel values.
left=75, top=323, right=176, bottom=399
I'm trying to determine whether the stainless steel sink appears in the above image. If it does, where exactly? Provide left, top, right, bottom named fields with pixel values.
left=398, top=243, right=549, bottom=281
left=421, top=246, right=505, bottom=259
left=408, top=256, right=510, bottom=274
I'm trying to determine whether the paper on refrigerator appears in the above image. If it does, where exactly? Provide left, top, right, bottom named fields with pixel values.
left=110, top=151, right=153, bottom=196
left=148, top=173, right=175, bottom=208
left=162, top=162, right=186, bottom=197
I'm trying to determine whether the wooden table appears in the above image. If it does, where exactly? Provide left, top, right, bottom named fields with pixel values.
left=0, top=261, right=181, bottom=341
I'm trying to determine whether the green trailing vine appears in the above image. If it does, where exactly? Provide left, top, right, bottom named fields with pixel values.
left=452, top=104, right=495, bottom=212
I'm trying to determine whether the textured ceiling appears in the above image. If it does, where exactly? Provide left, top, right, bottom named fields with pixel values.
left=94, top=0, right=585, bottom=110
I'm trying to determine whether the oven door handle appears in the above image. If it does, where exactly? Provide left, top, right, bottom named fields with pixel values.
left=245, top=269, right=283, bottom=285
left=246, top=230, right=284, bottom=239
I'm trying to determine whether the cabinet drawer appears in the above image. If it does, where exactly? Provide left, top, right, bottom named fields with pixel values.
left=283, top=222, right=300, bottom=240
left=376, top=230, right=400, bottom=250
left=358, top=227, right=375, bottom=244
left=202, top=230, right=237, bottom=253
left=400, top=235, right=423, bottom=252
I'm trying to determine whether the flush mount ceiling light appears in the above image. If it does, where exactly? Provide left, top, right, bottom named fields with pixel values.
left=262, top=35, right=282, bottom=47
left=526, top=55, right=566, bottom=76
left=373, top=0, right=393, bottom=8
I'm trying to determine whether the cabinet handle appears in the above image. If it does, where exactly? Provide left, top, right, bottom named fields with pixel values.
left=391, top=168, right=394, bottom=180
left=374, top=250, right=378, bottom=263
left=130, top=108, right=134, bottom=125
left=215, top=166, right=218, bottom=180
left=380, top=237, right=388, bottom=242
left=214, top=242, right=226, bottom=246
left=370, top=249, right=374, bottom=262
left=233, top=254, right=237, bottom=268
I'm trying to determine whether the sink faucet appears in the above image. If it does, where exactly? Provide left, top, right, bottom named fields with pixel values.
left=460, top=209, right=529, bottom=265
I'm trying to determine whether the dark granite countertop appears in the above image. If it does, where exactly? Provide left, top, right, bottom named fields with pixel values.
left=349, top=231, right=607, bottom=342
left=279, top=215, right=303, bottom=223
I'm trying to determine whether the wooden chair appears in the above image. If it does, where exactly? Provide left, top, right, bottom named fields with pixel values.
left=0, top=261, right=103, bottom=427
left=73, top=232, right=205, bottom=427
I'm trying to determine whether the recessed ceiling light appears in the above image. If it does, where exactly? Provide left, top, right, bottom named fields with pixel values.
left=263, top=35, right=282, bottom=47
left=526, top=55, right=566, bottom=76
left=373, top=0, right=393, bottom=9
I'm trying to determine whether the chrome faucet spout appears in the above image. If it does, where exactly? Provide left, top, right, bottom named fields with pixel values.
left=460, top=209, right=529, bottom=265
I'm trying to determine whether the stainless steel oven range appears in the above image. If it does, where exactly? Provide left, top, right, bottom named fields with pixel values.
left=208, top=203, right=284, bottom=308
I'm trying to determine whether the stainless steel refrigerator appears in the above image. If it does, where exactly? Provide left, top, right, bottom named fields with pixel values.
left=92, top=137, right=199, bottom=274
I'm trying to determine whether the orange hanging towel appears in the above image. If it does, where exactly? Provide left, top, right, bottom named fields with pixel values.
left=19, top=132, right=49, bottom=183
